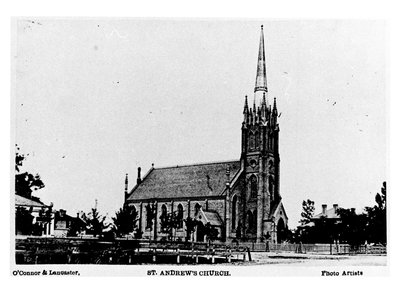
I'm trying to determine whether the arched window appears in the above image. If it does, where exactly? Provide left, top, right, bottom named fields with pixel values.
left=130, top=205, right=138, bottom=229
left=249, top=133, right=255, bottom=150
left=145, top=203, right=154, bottom=229
left=195, top=203, right=201, bottom=216
left=160, top=204, right=168, bottom=231
left=269, top=176, right=275, bottom=199
left=177, top=204, right=184, bottom=229
left=161, top=204, right=167, bottom=217
left=250, top=175, right=258, bottom=198
left=231, top=195, right=237, bottom=231
left=277, top=218, right=286, bottom=243
left=255, top=131, right=259, bottom=149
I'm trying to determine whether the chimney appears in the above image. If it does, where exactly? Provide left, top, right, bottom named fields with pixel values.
left=137, top=167, right=142, bottom=185
left=322, top=204, right=327, bottom=215
left=333, top=204, right=338, bottom=213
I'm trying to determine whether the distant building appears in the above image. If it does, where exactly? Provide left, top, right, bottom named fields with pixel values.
left=124, top=26, right=288, bottom=243
left=312, top=204, right=341, bottom=222
left=15, top=194, right=54, bottom=236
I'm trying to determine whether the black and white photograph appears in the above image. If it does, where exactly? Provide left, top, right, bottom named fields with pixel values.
left=10, top=16, right=391, bottom=278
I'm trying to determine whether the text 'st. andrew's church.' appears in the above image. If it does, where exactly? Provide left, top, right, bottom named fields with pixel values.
left=124, top=26, right=288, bottom=243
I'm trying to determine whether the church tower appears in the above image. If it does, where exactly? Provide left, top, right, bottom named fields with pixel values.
left=240, top=25, right=281, bottom=242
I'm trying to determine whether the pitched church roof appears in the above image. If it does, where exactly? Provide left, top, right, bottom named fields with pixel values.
left=126, top=160, right=241, bottom=201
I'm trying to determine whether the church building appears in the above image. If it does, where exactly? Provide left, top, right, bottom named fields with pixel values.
left=124, top=26, right=288, bottom=243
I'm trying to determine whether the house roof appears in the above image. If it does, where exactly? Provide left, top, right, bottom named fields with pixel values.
left=54, top=211, right=75, bottom=222
left=126, top=160, right=241, bottom=201
left=15, top=194, right=47, bottom=208
left=313, top=207, right=340, bottom=220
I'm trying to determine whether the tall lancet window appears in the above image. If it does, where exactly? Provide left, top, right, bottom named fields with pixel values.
left=177, top=204, right=184, bottom=229
left=131, top=205, right=137, bottom=229
left=249, top=133, right=255, bottom=150
left=269, top=135, right=274, bottom=149
left=145, top=203, right=154, bottom=229
left=246, top=210, right=253, bottom=232
left=269, top=175, right=275, bottom=199
left=231, top=195, right=237, bottom=231
left=250, top=175, right=258, bottom=198
left=255, top=131, right=259, bottom=149
left=160, top=204, right=168, bottom=231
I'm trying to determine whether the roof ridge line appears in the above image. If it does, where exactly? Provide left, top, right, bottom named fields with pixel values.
left=153, top=159, right=239, bottom=170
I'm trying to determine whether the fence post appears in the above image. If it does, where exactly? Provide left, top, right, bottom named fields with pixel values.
left=247, top=247, right=252, bottom=261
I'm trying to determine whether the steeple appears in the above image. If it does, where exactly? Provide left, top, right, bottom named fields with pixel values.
left=243, top=95, right=249, bottom=114
left=254, top=25, right=268, bottom=100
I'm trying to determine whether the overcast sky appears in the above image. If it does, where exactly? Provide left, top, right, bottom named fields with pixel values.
left=13, top=19, right=386, bottom=228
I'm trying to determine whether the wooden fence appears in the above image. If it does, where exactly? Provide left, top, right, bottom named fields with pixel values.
left=237, top=241, right=387, bottom=255
left=15, top=237, right=251, bottom=264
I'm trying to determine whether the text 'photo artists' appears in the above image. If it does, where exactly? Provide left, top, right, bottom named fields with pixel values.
left=11, top=19, right=387, bottom=275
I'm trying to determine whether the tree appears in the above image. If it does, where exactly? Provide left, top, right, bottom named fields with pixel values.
left=15, top=144, right=45, bottom=199
left=204, top=222, right=219, bottom=242
left=112, top=205, right=139, bottom=237
left=184, top=216, right=198, bottom=242
left=67, top=217, right=86, bottom=237
left=15, top=207, right=34, bottom=235
left=83, top=205, right=106, bottom=237
left=334, top=208, right=366, bottom=246
left=365, top=181, right=387, bottom=244
left=299, top=199, right=315, bottom=225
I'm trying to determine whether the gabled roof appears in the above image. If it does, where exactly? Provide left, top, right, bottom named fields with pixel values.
left=270, top=199, right=288, bottom=220
left=126, top=160, right=241, bottom=201
left=15, top=194, right=47, bottom=208
left=196, top=209, right=223, bottom=226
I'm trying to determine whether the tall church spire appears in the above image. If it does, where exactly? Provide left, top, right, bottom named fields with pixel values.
left=254, top=25, right=268, bottom=94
